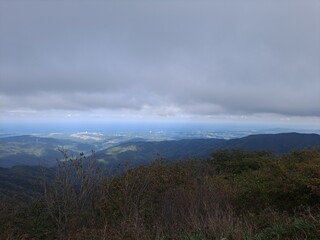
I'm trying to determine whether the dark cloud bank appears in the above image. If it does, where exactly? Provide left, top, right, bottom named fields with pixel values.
left=0, top=1, right=319, bottom=123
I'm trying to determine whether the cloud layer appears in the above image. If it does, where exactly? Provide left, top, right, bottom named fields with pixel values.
left=1, top=1, right=319, bottom=123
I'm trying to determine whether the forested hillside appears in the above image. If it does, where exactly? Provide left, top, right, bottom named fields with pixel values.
left=95, top=132, right=320, bottom=168
left=0, top=135, right=94, bottom=167
left=1, top=147, right=320, bottom=239
left=2, top=132, right=320, bottom=168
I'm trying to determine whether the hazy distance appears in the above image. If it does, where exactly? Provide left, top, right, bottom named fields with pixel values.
left=1, top=1, right=319, bottom=131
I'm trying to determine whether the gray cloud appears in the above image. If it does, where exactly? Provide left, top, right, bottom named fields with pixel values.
left=0, top=0, right=319, bottom=122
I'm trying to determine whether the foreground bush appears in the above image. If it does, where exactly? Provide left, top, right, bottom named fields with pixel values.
left=1, top=148, right=320, bottom=239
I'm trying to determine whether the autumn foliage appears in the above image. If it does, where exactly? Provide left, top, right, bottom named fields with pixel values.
left=1, top=148, right=320, bottom=239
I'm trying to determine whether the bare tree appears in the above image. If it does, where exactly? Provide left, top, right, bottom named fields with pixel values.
left=42, top=149, right=102, bottom=236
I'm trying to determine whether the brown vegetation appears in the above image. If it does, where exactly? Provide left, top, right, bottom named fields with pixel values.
left=1, top=148, right=320, bottom=239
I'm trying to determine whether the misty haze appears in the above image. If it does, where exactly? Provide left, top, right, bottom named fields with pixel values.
left=0, top=1, right=320, bottom=239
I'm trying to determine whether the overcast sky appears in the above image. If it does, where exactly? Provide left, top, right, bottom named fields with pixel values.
left=0, top=0, right=319, bottom=128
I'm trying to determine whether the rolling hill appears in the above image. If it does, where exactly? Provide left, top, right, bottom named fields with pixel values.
left=1, top=132, right=320, bottom=199
left=95, top=132, right=320, bottom=168
left=0, top=135, right=94, bottom=168
left=95, top=138, right=225, bottom=167
left=219, top=132, right=320, bottom=153
left=1, top=132, right=320, bottom=168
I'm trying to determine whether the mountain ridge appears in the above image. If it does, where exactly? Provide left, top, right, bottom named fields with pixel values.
left=218, top=132, right=320, bottom=153
left=1, top=132, right=320, bottom=168
left=95, top=132, right=320, bottom=168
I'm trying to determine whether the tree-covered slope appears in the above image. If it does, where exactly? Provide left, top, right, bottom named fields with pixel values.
left=1, top=132, right=320, bottom=168
left=95, top=132, right=320, bottom=167
left=0, top=135, right=94, bottom=167
left=95, top=138, right=225, bottom=167
left=1, top=148, right=320, bottom=239
left=219, top=132, right=320, bottom=153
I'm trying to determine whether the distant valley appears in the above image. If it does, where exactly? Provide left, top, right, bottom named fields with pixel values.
left=1, top=132, right=320, bottom=168
left=95, top=132, right=320, bottom=168
left=0, top=135, right=94, bottom=168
